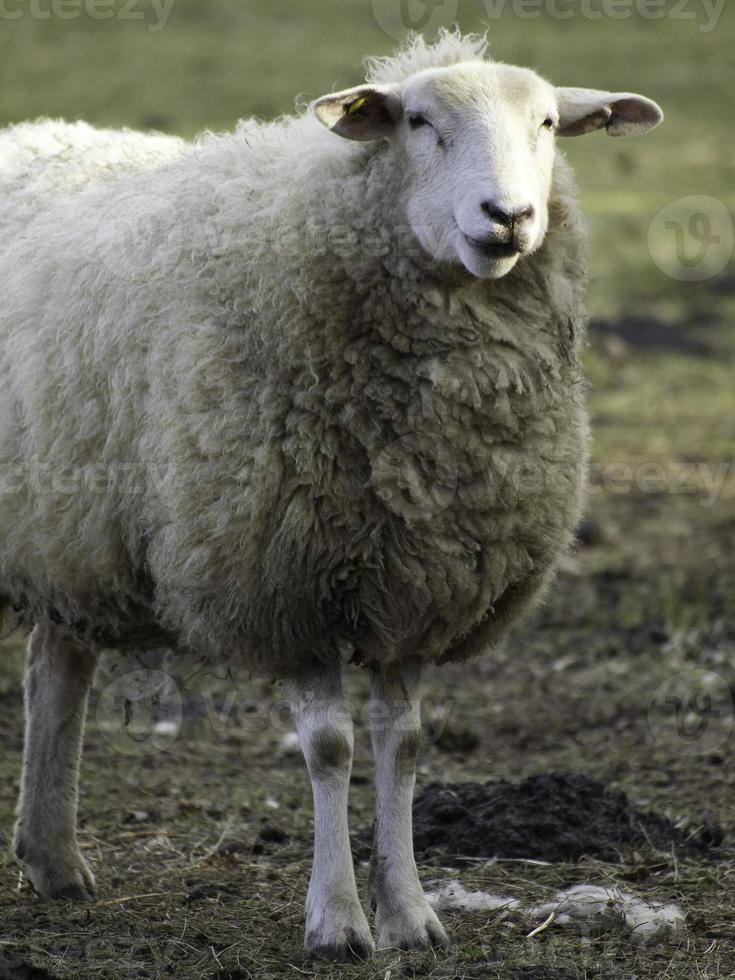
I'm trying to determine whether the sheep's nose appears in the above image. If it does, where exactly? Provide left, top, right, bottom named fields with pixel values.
left=481, top=201, right=535, bottom=229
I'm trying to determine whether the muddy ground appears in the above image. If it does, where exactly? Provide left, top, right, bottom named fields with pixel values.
left=0, top=306, right=734, bottom=979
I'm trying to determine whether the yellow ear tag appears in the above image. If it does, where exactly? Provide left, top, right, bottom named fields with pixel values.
left=346, top=95, right=371, bottom=117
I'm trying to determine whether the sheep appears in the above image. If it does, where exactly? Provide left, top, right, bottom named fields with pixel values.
left=1, top=31, right=662, bottom=961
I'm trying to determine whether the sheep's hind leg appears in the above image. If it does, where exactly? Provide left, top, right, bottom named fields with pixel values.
left=13, top=620, right=98, bottom=900
left=369, top=657, right=449, bottom=950
left=285, top=668, right=374, bottom=961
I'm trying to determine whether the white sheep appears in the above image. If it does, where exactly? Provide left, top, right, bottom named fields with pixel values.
left=1, top=32, right=662, bottom=962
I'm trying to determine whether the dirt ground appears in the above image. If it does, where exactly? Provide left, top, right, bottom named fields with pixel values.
left=0, top=307, right=734, bottom=978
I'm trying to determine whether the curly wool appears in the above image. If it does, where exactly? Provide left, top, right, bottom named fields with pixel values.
left=0, top=118, right=184, bottom=244
left=0, top=34, right=590, bottom=677
left=364, top=29, right=489, bottom=84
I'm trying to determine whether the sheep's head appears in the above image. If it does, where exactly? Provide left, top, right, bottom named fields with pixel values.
left=313, top=61, right=662, bottom=280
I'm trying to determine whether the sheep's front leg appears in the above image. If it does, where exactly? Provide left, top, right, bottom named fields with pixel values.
left=285, top=668, right=374, bottom=961
left=369, top=657, right=449, bottom=950
left=13, top=621, right=97, bottom=900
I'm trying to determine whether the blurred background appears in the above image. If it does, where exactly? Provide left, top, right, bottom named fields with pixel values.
left=0, top=3, right=734, bottom=978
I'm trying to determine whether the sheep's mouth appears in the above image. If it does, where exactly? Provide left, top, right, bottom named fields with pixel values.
left=464, top=235, right=520, bottom=259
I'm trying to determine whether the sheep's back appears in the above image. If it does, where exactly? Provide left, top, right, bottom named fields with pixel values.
left=0, top=119, right=185, bottom=247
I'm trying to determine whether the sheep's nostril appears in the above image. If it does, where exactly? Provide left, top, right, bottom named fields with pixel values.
left=480, top=201, right=535, bottom=228
left=516, top=204, right=535, bottom=224
left=480, top=202, right=512, bottom=227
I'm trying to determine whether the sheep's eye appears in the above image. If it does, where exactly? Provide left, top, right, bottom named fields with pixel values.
left=408, top=113, right=430, bottom=130
left=542, top=117, right=556, bottom=130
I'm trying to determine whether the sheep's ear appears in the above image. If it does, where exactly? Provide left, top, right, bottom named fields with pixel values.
left=312, top=84, right=402, bottom=141
left=555, top=87, right=663, bottom=138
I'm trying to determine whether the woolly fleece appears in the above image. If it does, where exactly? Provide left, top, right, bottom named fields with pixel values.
left=0, top=33, right=590, bottom=678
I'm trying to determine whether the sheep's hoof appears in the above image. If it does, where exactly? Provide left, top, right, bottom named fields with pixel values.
left=15, top=843, right=96, bottom=903
left=376, top=903, right=450, bottom=951
left=305, top=909, right=375, bottom=962
left=50, top=880, right=96, bottom=902
left=36, top=863, right=96, bottom=902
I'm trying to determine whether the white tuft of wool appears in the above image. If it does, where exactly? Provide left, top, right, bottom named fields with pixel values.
left=528, top=884, right=686, bottom=946
left=424, top=880, right=685, bottom=946
left=425, top=880, right=520, bottom=914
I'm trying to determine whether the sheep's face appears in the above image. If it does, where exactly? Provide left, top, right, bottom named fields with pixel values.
left=396, top=64, right=558, bottom=280
left=313, top=63, right=662, bottom=281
